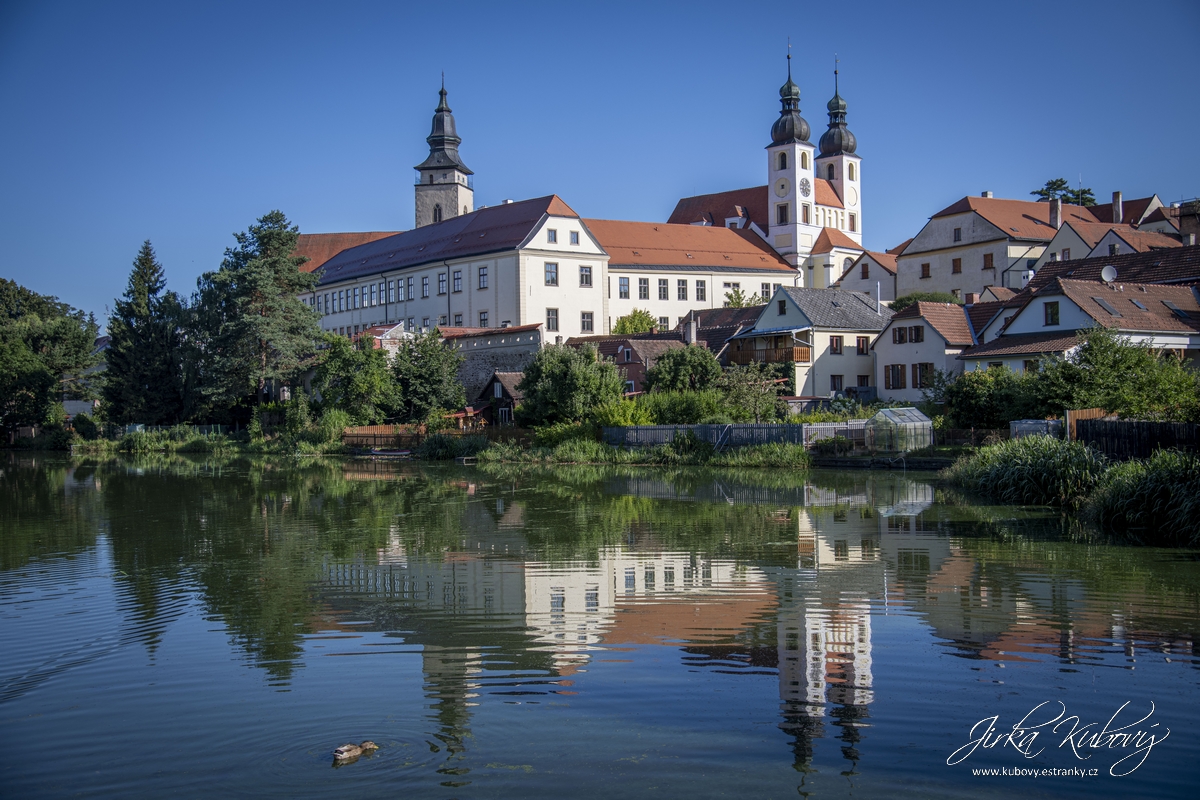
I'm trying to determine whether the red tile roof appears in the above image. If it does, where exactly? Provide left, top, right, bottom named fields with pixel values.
left=583, top=218, right=795, bottom=272
left=296, top=232, right=401, bottom=273
left=930, top=196, right=1100, bottom=242
left=965, top=300, right=1008, bottom=339
left=1046, top=278, right=1200, bottom=334
left=1061, top=220, right=1132, bottom=249
left=667, top=186, right=769, bottom=230
left=1088, top=196, right=1157, bottom=225
left=1142, top=206, right=1180, bottom=230
left=891, top=302, right=974, bottom=346
left=814, top=178, right=843, bottom=208
left=1026, top=243, right=1200, bottom=291
left=958, top=330, right=1082, bottom=360
left=886, top=238, right=914, bottom=255
left=1106, top=227, right=1182, bottom=253
left=811, top=227, right=864, bottom=255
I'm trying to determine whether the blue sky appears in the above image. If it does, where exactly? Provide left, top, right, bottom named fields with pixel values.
left=2, top=0, right=1197, bottom=324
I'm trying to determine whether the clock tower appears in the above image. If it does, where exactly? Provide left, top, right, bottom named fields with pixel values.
left=766, top=54, right=820, bottom=277
left=814, top=65, right=863, bottom=247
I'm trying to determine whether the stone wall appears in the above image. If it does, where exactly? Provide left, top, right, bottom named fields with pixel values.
left=452, top=332, right=543, bottom=402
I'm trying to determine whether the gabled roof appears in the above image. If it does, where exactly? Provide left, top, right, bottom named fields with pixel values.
left=979, top=286, right=1015, bottom=301
left=676, top=305, right=764, bottom=330
left=583, top=219, right=795, bottom=272
left=854, top=250, right=897, bottom=275
left=929, top=196, right=1100, bottom=242
left=814, top=178, right=843, bottom=209
left=1026, top=243, right=1200, bottom=290
left=296, top=232, right=402, bottom=273
left=1142, top=206, right=1180, bottom=230
left=316, top=195, right=578, bottom=286
left=1099, top=227, right=1182, bottom=253
left=966, top=300, right=1008, bottom=339
left=811, top=227, right=864, bottom=255
left=886, top=238, right=914, bottom=255
left=440, top=323, right=543, bottom=340
left=889, top=302, right=974, bottom=346
left=1088, top=196, right=1158, bottom=225
left=629, top=339, right=687, bottom=363
left=1042, top=278, right=1200, bottom=334
left=777, top=286, right=893, bottom=331
left=958, top=330, right=1082, bottom=360
left=667, top=186, right=768, bottom=230
left=479, top=371, right=525, bottom=402
left=1059, top=219, right=1133, bottom=249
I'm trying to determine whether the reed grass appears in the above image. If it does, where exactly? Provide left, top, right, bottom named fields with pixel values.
left=940, top=435, right=1108, bottom=508
left=1083, top=449, right=1200, bottom=546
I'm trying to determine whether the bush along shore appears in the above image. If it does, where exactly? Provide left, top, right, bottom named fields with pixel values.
left=941, top=435, right=1200, bottom=546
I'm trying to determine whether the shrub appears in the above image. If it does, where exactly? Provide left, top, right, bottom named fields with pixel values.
left=416, top=433, right=487, bottom=460
left=119, top=430, right=168, bottom=453
left=591, top=399, right=654, bottom=427
left=637, top=390, right=722, bottom=424
left=941, top=434, right=1107, bottom=508
left=812, top=435, right=852, bottom=456
left=533, top=421, right=598, bottom=448
left=551, top=439, right=620, bottom=463
left=72, top=413, right=99, bottom=440
left=284, top=396, right=311, bottom=437
left=317, top=408, right=353, bottom=444
left=1083, top=449, right=1200, bottom=546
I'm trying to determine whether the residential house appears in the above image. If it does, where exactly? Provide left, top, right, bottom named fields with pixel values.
left=958, top=278, right=1200, bottom=372
left=441, top=323, right=545, bottom=402
left=477, top=371, right=524, bottom=425
left=871, top=303, right=974, bottom=402
left=1088, top=227, right=1181, bottom=258
left=834, top=244, right=904, bottom=302
left=564, top=332, right=687, bottom=392
left=674, top=305, right=764, bottom=364
left=729, top=286, right=893, bottom=397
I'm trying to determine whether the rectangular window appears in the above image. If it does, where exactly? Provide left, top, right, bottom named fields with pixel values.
left=452, top=271, right=462, bottom=292
left=546, top=308, right=559, bottom=332
left=831, top=375, right=843, bottom=392
left=658, top=279, right=668, bottom=300
left=478, top=266, right=488, bottom=289
left=619, top=277, right=629, bottom=299
left=951, top=288, right=962, bottom=300
left=952, top=257, right=962, bottom=274
left=849, top=213, right=857, bottom=232
left=545, top=263, right=558, bottom=286
left=581, top=311, right=593, bottom=333
left=638, top=278, right=649, bottom=300
left=983, top=252, right=994, bottom=270
left=1061, top=248, right=1070, bottom=261
left=1109, top=243, right=1119, bottom=256
left=579, top=265, right=592, bottom=287
left=909, top=325, right=924, bottom=343
left=892, top=326, right=907, bottom=344
left=777, top=299, right=786, bottom=315
left=657, top=316, right=669, bottom=328
left=777, top=203, right=789, bottom=225
left=438, top=273, right=447, bottom=295
left=1049, top=252, right=1058, bottom=262
left=379, top=281, right=386, bottom=303
left=696, top=280, right=706, bottom=301
left=920, top=263, right=931, bottom=279
left=953, top=227, right=962, bottom=242
left=370, top=284, right=377, bottom=306
left=407, top=277, right=415, bottom=301
left=353, top=287, right=360, bottom=309
left=336, top=290, right=343, bottom=311
left=453, top=313, right=463, bottom=326
left=860, top=261, right=869, bottom=279
left=422, top=276, right=430, bottom=298
left=858, top=374, right=871, bottom=387
left=761, top=283, right=770, bottom=299
left=857, top=336, right=869, bottom=355
left=678, top=280, right=688, bottom=301
left=479, top=311, right=489, bottom=327
left=802, top=204, right=811, bottom=224
left=547, top=229, right=557, bottom=244
left=438, top=314, right=447, bottom=326
left=1044, top=301, right=1060, bottom=326
left=385, top=281, right=393, bottom=303
left=883, top=364, right=907, bottom=390
left=422, top=317, right=430, bottom=328
left=830, top=335, right=843, bottom=355
left=317, top=295, right=323, bottom=314
left=570, top=231, right=580, bottom=245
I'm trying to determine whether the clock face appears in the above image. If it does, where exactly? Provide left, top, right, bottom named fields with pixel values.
left=799, top=178, right=812, bottom=198
left=774, top=178, right=790, bottom=198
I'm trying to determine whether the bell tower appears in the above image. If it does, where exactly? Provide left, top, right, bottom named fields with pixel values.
left=766, top=51, right=818, bottom=276
left=414, top=78, right=474, bottom=228
left=815, top=62, right=862, bottom=246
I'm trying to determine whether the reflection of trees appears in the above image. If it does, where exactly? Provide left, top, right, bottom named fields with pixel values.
left=0, top=455, right=103, bottom=571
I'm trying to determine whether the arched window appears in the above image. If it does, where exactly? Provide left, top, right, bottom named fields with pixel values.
left=433, top=204, right=442, bottom=223
left=778, top=152, right=788, bottom=170
left=848, top=162, right=857, bottom=181
left=827, top=164, right=835, bottom=181
left=800, top=152, right=809, bottom=170
left=428, top=174, right=434, bottom=184
left=463, top=205, right=468, bottom=215
left=843, top=257, right=853, bottom=272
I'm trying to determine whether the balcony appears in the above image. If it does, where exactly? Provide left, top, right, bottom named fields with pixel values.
left=729, top=345, right=811, bottom=365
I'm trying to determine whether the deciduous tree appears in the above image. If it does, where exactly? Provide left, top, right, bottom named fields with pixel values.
left=644, top=345, right=722, bottom=392
left=314, top=335, right=400, bottom=425
left=516, top=344, right=624, bottom=425
left=392, top=329, right=466, bottom=422
left=613, top=309, right=656, bottom=335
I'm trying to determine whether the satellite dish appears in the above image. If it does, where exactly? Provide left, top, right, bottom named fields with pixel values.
left=1100, top=265, right=1118, bottom=283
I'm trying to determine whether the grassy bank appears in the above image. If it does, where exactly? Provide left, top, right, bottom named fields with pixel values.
left=467, top=437, right=812, bottom=469
left=68, top=428, right=349, bottom=457
left=942, top=435, right=1200, bottom=545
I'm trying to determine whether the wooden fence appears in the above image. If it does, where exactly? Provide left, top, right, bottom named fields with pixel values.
left=1065, top=408, right=1108, bottom=441
left=1076, top=419, right=1200, bottom=460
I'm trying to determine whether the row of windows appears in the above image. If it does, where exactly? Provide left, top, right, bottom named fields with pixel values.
left=775, top=203, right=857, bottom=231
left=615, top=277, right=708, bottom=302
left=891, top=325, right=924, bottom=344
left=543, top=308, right=593, bottom=333
left=545, top=229, right=581, bottom=246
left=318, top=267, right=494, bottom=315
left=883, top=363, right=936, bottom=390
left=327, top=309, right=496, bottom=338
left=828, top=375, right=872, bottom=392
left=774, top=151, right=858, bottom=182
left=919, top=252, right=998, bottom=280
left=543, top=263, right=593, bottom=287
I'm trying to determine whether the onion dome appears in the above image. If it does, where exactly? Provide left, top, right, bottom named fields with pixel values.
left=770, top=54, right=810, bottom=145
left=818, top=69, right=857, bottom=156
left=414, top=79, right=473, bottom=174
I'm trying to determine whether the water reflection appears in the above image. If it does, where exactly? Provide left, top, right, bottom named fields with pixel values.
left=1, top=453, right=1197, bottom=796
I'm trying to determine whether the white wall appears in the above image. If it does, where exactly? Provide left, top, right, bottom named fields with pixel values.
left=897, top=211, right=1044, bottom=296
left=1001, top=294, right=1091, bottom=335
left=836, top=256, right=895, bottom=301
left=872, top=322, right=963, bottom=402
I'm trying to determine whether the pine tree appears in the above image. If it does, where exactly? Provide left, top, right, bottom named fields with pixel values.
left=104, top=241, right=188, bottom=424
left=195, top=211, right=321, bottom=408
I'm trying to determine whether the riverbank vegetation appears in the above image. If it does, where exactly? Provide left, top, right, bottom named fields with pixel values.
left=942, top=435, right=1200, bottom=545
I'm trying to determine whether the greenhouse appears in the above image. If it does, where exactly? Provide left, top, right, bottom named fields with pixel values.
left=864, top=407, right=933, bottom=454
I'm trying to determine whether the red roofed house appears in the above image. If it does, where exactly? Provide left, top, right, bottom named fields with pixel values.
left=870, top=303, right=975, bottom=402
left=667, top=61, right=862, bottom=286
left=834, top=247, right=900, bottom=301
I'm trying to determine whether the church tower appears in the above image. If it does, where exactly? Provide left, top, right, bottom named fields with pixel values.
left=414, top=80, right=474, bottom=228
left=815, top=65, right=862, bottom=247
left=766, top=53, right=819, bottom=277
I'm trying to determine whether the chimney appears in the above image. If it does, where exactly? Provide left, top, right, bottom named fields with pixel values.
left=685, top=317, right=698, bottom=345
left=1049, top=198, right=1062, bottom=229
left=981, top=191, right=993, bottom=198
left=1112, top=191, right=1123, bottom=224
left=1185, top=233, right=1197, bottom=247
left=965, top=292, right=978, bottom=304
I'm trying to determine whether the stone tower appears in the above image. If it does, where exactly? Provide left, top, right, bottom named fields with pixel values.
left=414, top=80, right=474, bottom=228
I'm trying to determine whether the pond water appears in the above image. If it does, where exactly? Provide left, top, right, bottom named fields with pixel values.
left=1, top=454, right=1197, bottom=798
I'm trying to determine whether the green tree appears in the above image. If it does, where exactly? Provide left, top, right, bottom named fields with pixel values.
left=103, top=241, right=189, bottom=424
left=891, top=292, right=963, bottom=313
left=719, top=363, right=782, bottom=423
left=516, top=344, right=625, bottom=425
left=644, top=344, right=722, bottom=392
left=393, top=329, right=466, bottom=422
left=1065, top=186, right=1096, bottom=207
left=194, top=211, right=321, bottom=410
left=724, top=288, right=764, bottom=308
left=1031, top=178, right=1095, bottom=206
left=613, top=309, right=657, bottom=335
left=944, top=366, right=1037, bottom=428
left=314, top=335, right=400, bottom=424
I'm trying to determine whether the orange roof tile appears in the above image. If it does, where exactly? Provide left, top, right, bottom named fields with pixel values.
left=1061, top=219, right=1132, bottom=249
left=892, top=302, right=974, bottom=346
left=295, top=232, right=400, bottom=273
left=813, top=178, right=843, bottom=208
left=667, top=186, right=768, bottom=230
left=1106, top=227, right=1183, bottom=253
left=811, top=227, right=864, bottom=255
left=582, top=218, right=796, bottom=273
left=1047, top=279, right=1200, bottom=333
left=958, top=330, right=1082, bottom=360
left=1088, top=195, right=1157, bottom=225
left=886, top=237, right=914, bottom=255
left=930, top=196, right=1100, bottom=242
left=439, top=323, right=543, bottom=340
left=966, top=300, right=1008, bottom=338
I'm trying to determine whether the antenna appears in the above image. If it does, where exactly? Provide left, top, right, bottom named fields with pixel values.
left=1100, top=265, right=1118, bottom=283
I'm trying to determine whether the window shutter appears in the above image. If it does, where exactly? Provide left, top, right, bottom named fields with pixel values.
left=884, top=368, right=892, bottom=390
